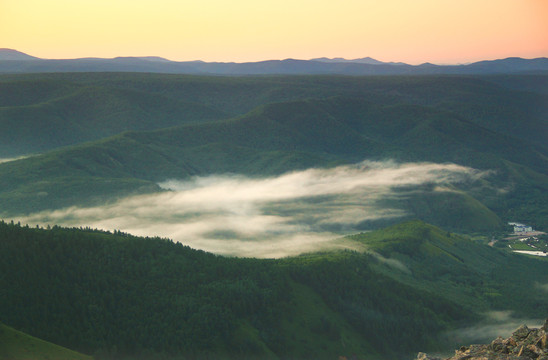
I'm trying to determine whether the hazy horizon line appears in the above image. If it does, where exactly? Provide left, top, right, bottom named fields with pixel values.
left=3, top=48, right=546, bottom=66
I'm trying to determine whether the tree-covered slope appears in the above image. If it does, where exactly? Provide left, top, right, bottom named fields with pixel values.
left=1, top=93, right=546, bottom=230
left=0, top=220, right=467, bottom=359
left=0, top=323, right=92, bottom=360
left=1, top=73, right=547, bottom=157
left=0, top=78, right=228, bottom=156
left=347, top=221, right=548, bottom=313
left=1, top=220, right=547, bottom=359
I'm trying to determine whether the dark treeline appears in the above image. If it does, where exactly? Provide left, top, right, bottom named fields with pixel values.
left=1, top=220, right=548, bottom=359
left=0, top=221, right=548, bottom=359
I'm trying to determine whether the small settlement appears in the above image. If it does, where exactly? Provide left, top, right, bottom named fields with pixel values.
left=509, top=222, right=533, bottom=235
left=506, top=222, right=547, bottom=257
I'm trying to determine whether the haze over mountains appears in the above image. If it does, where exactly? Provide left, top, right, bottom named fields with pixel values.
left=1, top=49, right=548, bottom=75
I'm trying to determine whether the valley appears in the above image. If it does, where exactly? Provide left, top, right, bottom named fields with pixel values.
left=3, top=0, right=548, bottom=355
left=1, top=74, right=547, bottom=232
left=505, top=233, right=548, bottom=257
left=0, top=71, right=547, bottom=359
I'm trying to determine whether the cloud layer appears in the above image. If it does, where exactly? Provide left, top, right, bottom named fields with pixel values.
left=16, top=161, right=485, bottom=258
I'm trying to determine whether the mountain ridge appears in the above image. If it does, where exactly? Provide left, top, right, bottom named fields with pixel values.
left=0, top=48, right=39, bottom=61
left=1, top=95, right=546, bottom=231
left=1, top=49, right=547, bottom=74
left=2, top=73, right=547, bottom=156
left=0, top=74, right=546, bottom=230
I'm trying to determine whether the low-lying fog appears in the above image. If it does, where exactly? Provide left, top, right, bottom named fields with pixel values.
left=18, top=161, right=486, bottom=258
left=0, top=155, right=32, bottom=164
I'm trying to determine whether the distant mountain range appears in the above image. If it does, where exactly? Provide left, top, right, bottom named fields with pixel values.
left=1, top=49, right=547, bottom=75
left=0, top=48, right=39, bottom=61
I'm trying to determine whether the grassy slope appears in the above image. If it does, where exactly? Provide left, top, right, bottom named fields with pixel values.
left=377, top=189, right=504, bottom=231
left=0, top=323, right=92, bottom=360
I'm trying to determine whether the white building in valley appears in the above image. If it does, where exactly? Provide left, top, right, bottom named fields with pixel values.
left=509, top=222, right=533, bottom=234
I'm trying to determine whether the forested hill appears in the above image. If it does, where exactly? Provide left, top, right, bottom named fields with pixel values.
left=1, top=220, right=548, bottom=360
left=1, top=79, right=547, bottom=230
left=1, top=73, right=547, bottom=157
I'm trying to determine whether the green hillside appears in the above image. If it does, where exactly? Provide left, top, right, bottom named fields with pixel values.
left=1, top=92, right=546, bottom=230
left=1, top=220, right=547, bottom=359
left=0, top=220, right=461, bottom=359
left=1, top=71, right=547, bottom=360
left=0, top=322, right=92, bottom=360
left=0, top=73, right=547, bottom=232
left=376, top=189, right=504, bottom=231
left=0, top=79, right=227, bottom=156
left=347, top=221, right=548, bottom=312
left=1, top=73, right=547, bottom=157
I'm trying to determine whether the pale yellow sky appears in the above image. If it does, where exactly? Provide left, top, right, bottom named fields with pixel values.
left=1, top=0, right=547, bottom=63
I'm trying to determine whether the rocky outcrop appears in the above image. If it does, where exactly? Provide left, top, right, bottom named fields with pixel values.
left=417, top=319, right=548, bottom=360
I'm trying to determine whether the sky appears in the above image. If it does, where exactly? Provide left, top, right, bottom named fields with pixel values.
left=1, top=0, right=547, bottom=63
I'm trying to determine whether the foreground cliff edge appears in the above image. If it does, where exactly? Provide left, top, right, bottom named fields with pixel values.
left=418, top=319, right=548, bottom=360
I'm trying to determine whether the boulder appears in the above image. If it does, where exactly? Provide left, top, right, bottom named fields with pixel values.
left=490, top=337, right=507, bottom=353
left=417, top=319, right=548, bottom=360
left=417, top=352, right=441, bottom=360
left=514, top=325, right=532, bottom=341
left=538, top=334, right=547, bottom=350
left=524, top=344, right=543, bottom=358
left=505, top=336, right=518, bottom=348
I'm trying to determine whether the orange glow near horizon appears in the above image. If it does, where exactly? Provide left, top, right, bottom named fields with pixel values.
left=1, top=0, right=547, bottom=64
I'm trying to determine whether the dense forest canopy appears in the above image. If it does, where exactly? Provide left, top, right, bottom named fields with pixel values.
left=0, top=72, right=547, bottom=359
left=1, top=220, right=548, bottom=359
left=0, top=74, right=547, bottom=234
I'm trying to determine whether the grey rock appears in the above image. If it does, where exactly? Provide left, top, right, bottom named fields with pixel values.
left=490, top=337, right=507, bottom=353
left=513, top=325, right=532, bottom=341
left=538, top=334, right=548, bottom=350
left=418, top=319, right=548, bottom=360
left=417, top=352, right=441, bottom=360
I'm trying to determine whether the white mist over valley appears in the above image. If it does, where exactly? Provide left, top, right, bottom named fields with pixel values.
left=17, top=161, right=487, bottom=258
